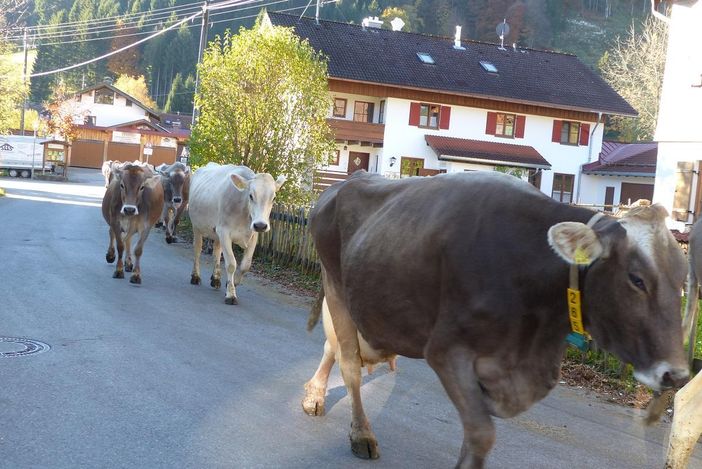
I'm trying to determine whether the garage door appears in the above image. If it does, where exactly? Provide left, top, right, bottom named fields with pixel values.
left=620, top=182, right=654, bottom=205
left=147, top=146, right=176, bottom=167
left=71, top=140, right=104, bottom=169
left=107, top=142, right=140, bottom=163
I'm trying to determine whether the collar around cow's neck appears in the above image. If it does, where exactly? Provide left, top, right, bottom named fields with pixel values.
left=566, top=211, right=606, bottom=351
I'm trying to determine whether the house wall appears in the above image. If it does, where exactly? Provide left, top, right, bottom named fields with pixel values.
left=74, top=90, right=151, bottom=127
left=579, top=174, right=655, bottom=207
left=380, top=97, right=603, bottom=197
left=323, top=142, right=383, bottom=173
left=653, top=1, right=702, bottom=228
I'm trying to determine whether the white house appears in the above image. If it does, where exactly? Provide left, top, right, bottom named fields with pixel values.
left=652, top=0, right=702, bottom=229
left=72, top=81, right=162, bottom=128
left=266, top=12, right=636, bottom=203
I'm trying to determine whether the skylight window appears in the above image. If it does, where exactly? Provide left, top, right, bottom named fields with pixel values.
left=417, top=52, right=435, bottom=65
left=480, top=61, right=498, bottom=73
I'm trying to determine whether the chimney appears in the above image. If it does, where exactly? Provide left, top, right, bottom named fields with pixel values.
left=362, top=16, right=383, bottom=29
left=453, top=26, right=465, bottom=50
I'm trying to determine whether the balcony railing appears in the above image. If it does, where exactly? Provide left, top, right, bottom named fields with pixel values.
left=327, top=118, right=384, bottom=145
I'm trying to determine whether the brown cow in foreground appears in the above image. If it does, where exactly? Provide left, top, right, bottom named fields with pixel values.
left=308, top=170, right=688, bottom=468
left=101, top=163, right=164, bottom=284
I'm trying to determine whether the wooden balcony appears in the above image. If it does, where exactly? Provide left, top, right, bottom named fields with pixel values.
left=327, top=118, right=384, bottom=146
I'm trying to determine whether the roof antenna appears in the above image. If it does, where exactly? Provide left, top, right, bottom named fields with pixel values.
left=496, top=19, right=509, bottom=51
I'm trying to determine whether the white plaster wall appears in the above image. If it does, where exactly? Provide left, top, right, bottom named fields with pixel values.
left=381, top=97, right=603, bottom=198
left=579, top=174, right=655, bottom=207
left=74, top=90, right=151, bottom=127
left=653, top=2, right=702, bottom=228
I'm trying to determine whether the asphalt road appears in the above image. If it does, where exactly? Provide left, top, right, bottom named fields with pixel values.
left=1, top=169, right=700, bottom=469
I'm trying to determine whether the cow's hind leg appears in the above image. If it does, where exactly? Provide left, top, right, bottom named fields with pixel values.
left=233, top=232, right=258, bottom=286
left=302, top=339, right=335, bottom=416
left=426, top=343, right=495, bottom=469
left=191, top=231, right=203, bottom=285
left=326, top=289, right=379, bottom=459
left=210, top=237, right=222, bottom=289
left=220, top=233, right=239, bottom=305
left=106, top=228, right=116, bottom=263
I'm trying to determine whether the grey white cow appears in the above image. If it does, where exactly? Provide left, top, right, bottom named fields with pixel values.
left=156, top=162, right=191, bottom=244
left=188, top=162, right=285, bottom=304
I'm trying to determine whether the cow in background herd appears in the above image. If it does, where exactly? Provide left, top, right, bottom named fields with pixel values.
left=101, top=162, right=164, bottom=284
left=188, top=163, right=285, bottom=305
left=156, top=162, right=190, bottom=244
left=308, top=170, right=689, bottom=468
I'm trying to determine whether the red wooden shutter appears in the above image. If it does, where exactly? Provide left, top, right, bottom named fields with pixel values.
left=552, top=120, right=562, bottom=143
left=439, top=106, right=451, bottom=129
left=579, top=123, right=590, bottom=146
left=515, top=115, right=526, bottom=138
left=409, top=102, right=421, bottom=126
left=485, top=112, right=497, bottom=135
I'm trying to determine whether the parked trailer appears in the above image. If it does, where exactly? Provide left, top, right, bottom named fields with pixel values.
left=0, top=135, right=50, bottom=178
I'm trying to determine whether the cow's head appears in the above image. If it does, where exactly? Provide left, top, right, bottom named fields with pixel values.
left=548, top=204, right=689, bottom=391
left=230, top=172, right=286, bottom=232
left=115, top=164, right=161, bottom=216
left=167, top=164, right=190, bottom=209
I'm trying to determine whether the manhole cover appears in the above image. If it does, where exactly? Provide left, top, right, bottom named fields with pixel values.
left=0, top=337, right=50, bottom=357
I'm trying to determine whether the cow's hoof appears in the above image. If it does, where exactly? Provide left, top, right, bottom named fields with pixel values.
left=224, top=296, right=238, bottom=305
left=166, top=236, right=174, bottom=244
left=124, top=261, right=133, bottom=273
left=106, top=252, right=115, bottom=263
left=350, top=432, right=380, bottom=460
left=155, top=221, right=163, bottom=228
left=113, top=270, right=124, bottom=279
left=129, top=274, right=141, bottom=285
left=302, top=386, right=326, bottom=416
left=210, top=276, right=221, bottom=289
left=191, top=274, right=201, bottom=285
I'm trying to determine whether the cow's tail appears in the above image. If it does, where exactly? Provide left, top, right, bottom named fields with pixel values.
left=307, top=282, right=325, bottom=332
left=683, top=258, right=699, bottom=347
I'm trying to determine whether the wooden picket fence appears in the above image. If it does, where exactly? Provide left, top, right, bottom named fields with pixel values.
left=255, top=203, right=320, bottom=275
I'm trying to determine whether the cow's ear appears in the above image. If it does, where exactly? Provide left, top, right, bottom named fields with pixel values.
left=275, top=175, right=287, bottom=191
left=230, top=173, right=249, bottom=191
left=547, top=222, right=604, bottom=266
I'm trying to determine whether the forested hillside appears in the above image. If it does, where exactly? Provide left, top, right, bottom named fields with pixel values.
left=14, top=0, right=653, bottom=113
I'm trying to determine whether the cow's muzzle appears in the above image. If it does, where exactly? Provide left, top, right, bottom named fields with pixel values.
left=634, top=362, right=689, bottom=391
left=121, top=205, right=139, bottom=216
left=253, top=222, right=269, bottom=232
left=172, top=197, right=182, bottom=205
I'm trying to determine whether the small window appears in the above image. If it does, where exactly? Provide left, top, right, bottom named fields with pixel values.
left=75, top=94, right=82, bottom=103
left=480, top=61, right=498, bottom=73
left=126, top=100, right=132, bottom=107
left=552, top=173, right=574, bottom=203
left=94, top=88, right=115, bottom=105
left=83, top=115, right=96, bottom=126
left=379, top=100, right=385, bottom=124
left=353, top=101, right=374, bottom=123
left=400, top=157, right=425, bottom=178
left=333, top=98, right=347, bottom=117
left=419, top=103, right=440, bottom=129
left=495, top=113, right=515, bottom=137
left=561, top=121, right=580, bottom=145
left=417, top=52, right=435, bottom=65
left=329, top=150, right=340, bottom=166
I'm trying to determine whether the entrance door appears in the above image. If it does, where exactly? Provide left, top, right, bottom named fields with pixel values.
left=347, top=152, right=370, bottom=174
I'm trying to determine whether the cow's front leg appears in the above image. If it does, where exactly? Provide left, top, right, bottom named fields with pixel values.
left=129, top=222, right=152, bottom=284
left=426, top=343, right=494, bottom=469
left=326, top=288, right=379, bottom=459
left=220, top=233, right=239, bottom=304
left=166, top=207, right=176, bottom=244
left=233, top=232, right=258, bottom=285
left=210, top=237, right=222, bottom=289
left=124, top=230, right=134, bottom=273
left=302, top=339, right=336, bottom=416
left=191, top=231, right=203, bottom=285
left=112, top=223, right=125, bottom=279
left=106, top=228, right=116, bottom=263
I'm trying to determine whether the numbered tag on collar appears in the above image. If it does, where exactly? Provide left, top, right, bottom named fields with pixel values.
left=567, top=288, right=586, bottom=334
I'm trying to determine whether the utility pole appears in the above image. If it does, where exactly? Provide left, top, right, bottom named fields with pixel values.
left=192, top=0, right=210, bottom=125
left=20, top=28, right=28, bottom=135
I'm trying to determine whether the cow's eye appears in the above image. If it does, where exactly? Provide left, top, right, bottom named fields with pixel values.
left=139, top=185, right=145, bottom=191
left=628, top=273, right=647, bottom=292
left=249, top=193, right=254, bottom=201
left=120, top=183, right=125, bottom=189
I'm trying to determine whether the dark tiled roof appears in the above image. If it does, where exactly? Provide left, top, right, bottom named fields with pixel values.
left=425, top=135, right=551, bottom=169
left=582, top=141, right=657, bottom=176
left=268, top=13, right=637, bottom=117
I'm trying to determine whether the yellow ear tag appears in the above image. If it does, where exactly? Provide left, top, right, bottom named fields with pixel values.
left=574, top=246, right=591, bottom=265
